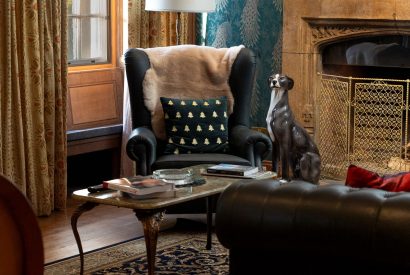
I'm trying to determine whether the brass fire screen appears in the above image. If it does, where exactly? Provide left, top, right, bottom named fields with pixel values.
left=317, top=73, right=410, bottom=180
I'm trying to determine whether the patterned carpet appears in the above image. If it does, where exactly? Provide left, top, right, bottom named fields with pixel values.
left=45, top=231, right=229, bottom=275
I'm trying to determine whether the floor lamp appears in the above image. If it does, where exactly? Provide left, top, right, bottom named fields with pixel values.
left=145, top=0, right=216, bottom=45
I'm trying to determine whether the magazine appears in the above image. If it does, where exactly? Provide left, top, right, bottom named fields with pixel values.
left=201, top=170, right=277, bottom=179
left=206, top=163, right=259, bottom=176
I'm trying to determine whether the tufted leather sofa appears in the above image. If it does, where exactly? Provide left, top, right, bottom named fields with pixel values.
left=216, top=179, right=410, bottom=275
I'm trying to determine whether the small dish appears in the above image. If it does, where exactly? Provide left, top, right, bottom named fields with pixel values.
left=153, top=168, right=194, bottom=186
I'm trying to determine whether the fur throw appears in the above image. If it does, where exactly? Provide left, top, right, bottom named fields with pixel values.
left=142, top=44, right=244, bottom=140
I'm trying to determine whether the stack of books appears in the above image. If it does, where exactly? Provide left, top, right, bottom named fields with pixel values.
left=203, top=163, right=276, bottom=179
left=102, top=176, right=176, bottom=199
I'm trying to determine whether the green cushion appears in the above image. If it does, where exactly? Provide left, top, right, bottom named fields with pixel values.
left=160, top=96, right=229, bottom=154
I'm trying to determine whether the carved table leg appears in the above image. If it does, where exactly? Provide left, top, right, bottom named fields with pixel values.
left=71, top=201, right=99, bottom=275
left=206, top=196, right=213, bottom=250
left=134, top=210, right=165, bottom=275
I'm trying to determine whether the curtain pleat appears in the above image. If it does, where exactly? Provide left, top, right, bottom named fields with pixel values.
left=0, top=0, right=67, bottom=216
left=128, top=0, right=192, bottom=48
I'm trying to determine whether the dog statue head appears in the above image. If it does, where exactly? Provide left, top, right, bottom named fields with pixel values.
left=268, top=74, right=294, bottom=91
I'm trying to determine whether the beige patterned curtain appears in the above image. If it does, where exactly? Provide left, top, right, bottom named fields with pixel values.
left=121, top=0, right=193, bottom=176
left=0, top=0, right=67, bottom=216
left=128, top=0, right=192, bottom=48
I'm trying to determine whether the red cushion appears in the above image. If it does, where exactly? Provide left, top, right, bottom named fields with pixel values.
left=345, top=165, right=410, bottom=192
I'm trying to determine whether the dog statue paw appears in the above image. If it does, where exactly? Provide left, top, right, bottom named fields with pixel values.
left=266, top=74, right=321, bottom=184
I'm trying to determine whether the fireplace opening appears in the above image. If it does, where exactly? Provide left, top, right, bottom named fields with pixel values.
left=322, top=34, right=410, bottom=78
left=317, top=35, right=410, bottom=180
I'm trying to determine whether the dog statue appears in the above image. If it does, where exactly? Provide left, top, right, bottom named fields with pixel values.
left=266, top=74, right=321, bottom=184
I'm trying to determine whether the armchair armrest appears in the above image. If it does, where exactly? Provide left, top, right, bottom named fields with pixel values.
left=126, top=127, right=157, bottom=175
left=230, top=125, right=272, bottom=168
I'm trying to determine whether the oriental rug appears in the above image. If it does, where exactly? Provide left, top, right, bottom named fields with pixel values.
left=44, top=231, right=228, bottom=275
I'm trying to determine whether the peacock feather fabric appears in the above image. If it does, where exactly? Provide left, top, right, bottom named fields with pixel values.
left=205, top=0, right=283, bottom=127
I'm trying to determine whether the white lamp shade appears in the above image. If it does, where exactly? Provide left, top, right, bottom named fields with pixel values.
left=145, top=0, right=216, bottom=13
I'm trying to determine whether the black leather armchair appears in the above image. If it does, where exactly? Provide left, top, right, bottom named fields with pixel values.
left=216, top=180, right=410, bottom=274
left=124, top=46, right=272, bottom=176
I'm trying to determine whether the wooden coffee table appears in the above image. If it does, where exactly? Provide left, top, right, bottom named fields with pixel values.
left=70, top=165, right=243, bottom=275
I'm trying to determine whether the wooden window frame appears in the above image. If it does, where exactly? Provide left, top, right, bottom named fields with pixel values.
left=67, top=0, right=123, bottom=132
left=68, top=0, right=120, bottom=72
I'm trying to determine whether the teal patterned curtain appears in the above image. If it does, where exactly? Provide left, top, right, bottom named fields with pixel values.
left=205, top=0, right=283, bottom=127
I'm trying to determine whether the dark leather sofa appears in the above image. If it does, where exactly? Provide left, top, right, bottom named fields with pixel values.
left=216, top=179, right=410, bottom=275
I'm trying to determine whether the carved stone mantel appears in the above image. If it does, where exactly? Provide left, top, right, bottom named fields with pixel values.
left=305, top=18, right=410, bottom=47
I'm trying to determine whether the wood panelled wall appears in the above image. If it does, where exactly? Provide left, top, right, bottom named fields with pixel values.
left=66, top=0, right=123, bottom=182
left=67, top=68, right=123, bottom=130
left=67, top=0, right=123, bottom=131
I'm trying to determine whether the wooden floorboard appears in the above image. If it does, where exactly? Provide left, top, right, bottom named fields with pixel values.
left=38, top=196, right=206, bottom=264
left=37, top=197, right=142, bottom=263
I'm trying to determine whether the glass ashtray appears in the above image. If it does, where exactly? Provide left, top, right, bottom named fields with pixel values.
left=153, top=168, right=194, bottom=186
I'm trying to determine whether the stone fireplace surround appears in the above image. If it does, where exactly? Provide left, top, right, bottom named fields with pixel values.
left=282, top=0, right=410, bottom=132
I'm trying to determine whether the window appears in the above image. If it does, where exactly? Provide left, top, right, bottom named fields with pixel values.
left=68, top=0, right=110, bottom=66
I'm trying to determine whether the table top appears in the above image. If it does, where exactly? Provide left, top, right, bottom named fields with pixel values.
left=72, top=165, right=246, bottom=210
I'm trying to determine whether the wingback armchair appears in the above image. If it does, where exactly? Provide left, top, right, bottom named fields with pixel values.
left=124, top=45, right=272, bottom=176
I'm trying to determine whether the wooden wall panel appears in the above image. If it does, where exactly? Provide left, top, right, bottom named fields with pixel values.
left=70, top=83, right=118, bottom=124
left=67, top=68, right=123, bottom=130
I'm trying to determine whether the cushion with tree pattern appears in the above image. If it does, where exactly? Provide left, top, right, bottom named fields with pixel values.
left=160, top=96, right=229, bottom=154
